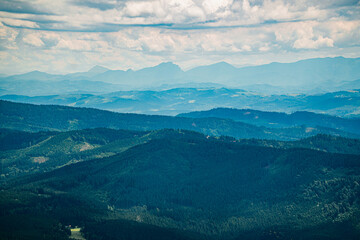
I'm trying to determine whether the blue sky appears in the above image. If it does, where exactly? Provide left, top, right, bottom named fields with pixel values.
left=0, top=0, right=359, bottom=74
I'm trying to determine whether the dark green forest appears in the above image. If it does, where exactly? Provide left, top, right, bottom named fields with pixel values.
left=1, top=100, right=360, bottom=140
left=1, top=101, right=360, bottom=239
left=178, top=108, right=360, bottom=134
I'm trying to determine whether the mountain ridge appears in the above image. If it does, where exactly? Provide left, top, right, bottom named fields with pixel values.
left=2, top=127, right=360, bottom=179
left=178, top=107, right=360, bottom=134
left=1, top=100, right=360, bottom=141
left=2, top=57, right=360, bottom=90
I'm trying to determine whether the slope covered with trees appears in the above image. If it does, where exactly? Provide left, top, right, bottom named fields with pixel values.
left=2, top=128, right=360, bottom=179
left=1, top=128, right=360, bottom=239
left=1, top=101, right=360, bottom=239
left=178, top=108, right=360, bottom=134
left=1, top=100, right=359, bottom=140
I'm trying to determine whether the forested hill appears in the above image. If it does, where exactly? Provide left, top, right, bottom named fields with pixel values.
left=2, top=128, right=360, bottom=179
left=2, top=117, right=360, bottom=239
left=1, top=100, right=359, bottom=140
left=2, top=128, right=360, bottom=239
left=178, top=108, right=360, bottom=134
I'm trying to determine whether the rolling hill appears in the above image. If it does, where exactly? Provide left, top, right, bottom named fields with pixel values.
left=178, top=108, right=360, bottom=134
left=3, top=127, right=360, bottom=179
left=1, top=100, right=359, bottom=140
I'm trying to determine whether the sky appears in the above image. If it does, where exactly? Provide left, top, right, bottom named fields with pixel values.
left=0, top=0, right=359, bottom=75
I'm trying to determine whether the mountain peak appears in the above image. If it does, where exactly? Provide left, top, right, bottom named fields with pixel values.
left=14, top=70, right=54, bottom=78
left=214, top=61, right=233, bottom=66
left=188, top=61, right=236, bottom=72
left=159, top=61, right=176, bottom=65
left=138, top=62, right=183, bottom=73
left=211, top=61, right=236, bottom=69
left=88, top=65, right=109, bottom=74
left=156, top=62, right=181, bottom=69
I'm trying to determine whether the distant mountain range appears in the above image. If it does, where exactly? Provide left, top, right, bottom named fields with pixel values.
left=2, top=88, right=359, bottom=117
left=1, top=57, right=360, bottom=95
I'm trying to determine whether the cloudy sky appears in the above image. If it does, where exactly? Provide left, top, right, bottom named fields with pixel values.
left=0, top=0, right=359, bottom=74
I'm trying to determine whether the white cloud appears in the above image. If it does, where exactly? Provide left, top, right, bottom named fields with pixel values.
left=23, top=33, right=44, bottom=47
left=327, top=20, right=360, bottom=44
left=124, top=1, right=164, bottom=18
left=1, top=0, right=350, bottom=30
left=0, top=17, right=39, bottom=28
left=202, top=0, right=233, bottom=14
left=0, top=0, right=359, bottom=74
left=293, top=36, right=334, bottom=49
left=122, top=0, right=206, bottom=23
left=0, top=22, right=19, bottom=50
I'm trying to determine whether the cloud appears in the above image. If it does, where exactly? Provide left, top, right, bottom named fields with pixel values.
left=0, top=17, right=40, bottom=28
left=293, top=36, right=334, bottom=49
left=0, top=22, right=18, bottom=50
left=202, top=0, right=233, bottom=14
left=0, top=0, right=359, bottom=74
left=327, top=20, right=360, bottom=44
left=55, top=36, right=109, bottom=52
left=22, top=33, right=44, bottom=47
left=0, top=0, right=51, bottom=15
left=122, top=0, right=206, bottom=24
left=1, top=0, right=357, bottom=31
left=71, top=0, right=118, bottom=11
